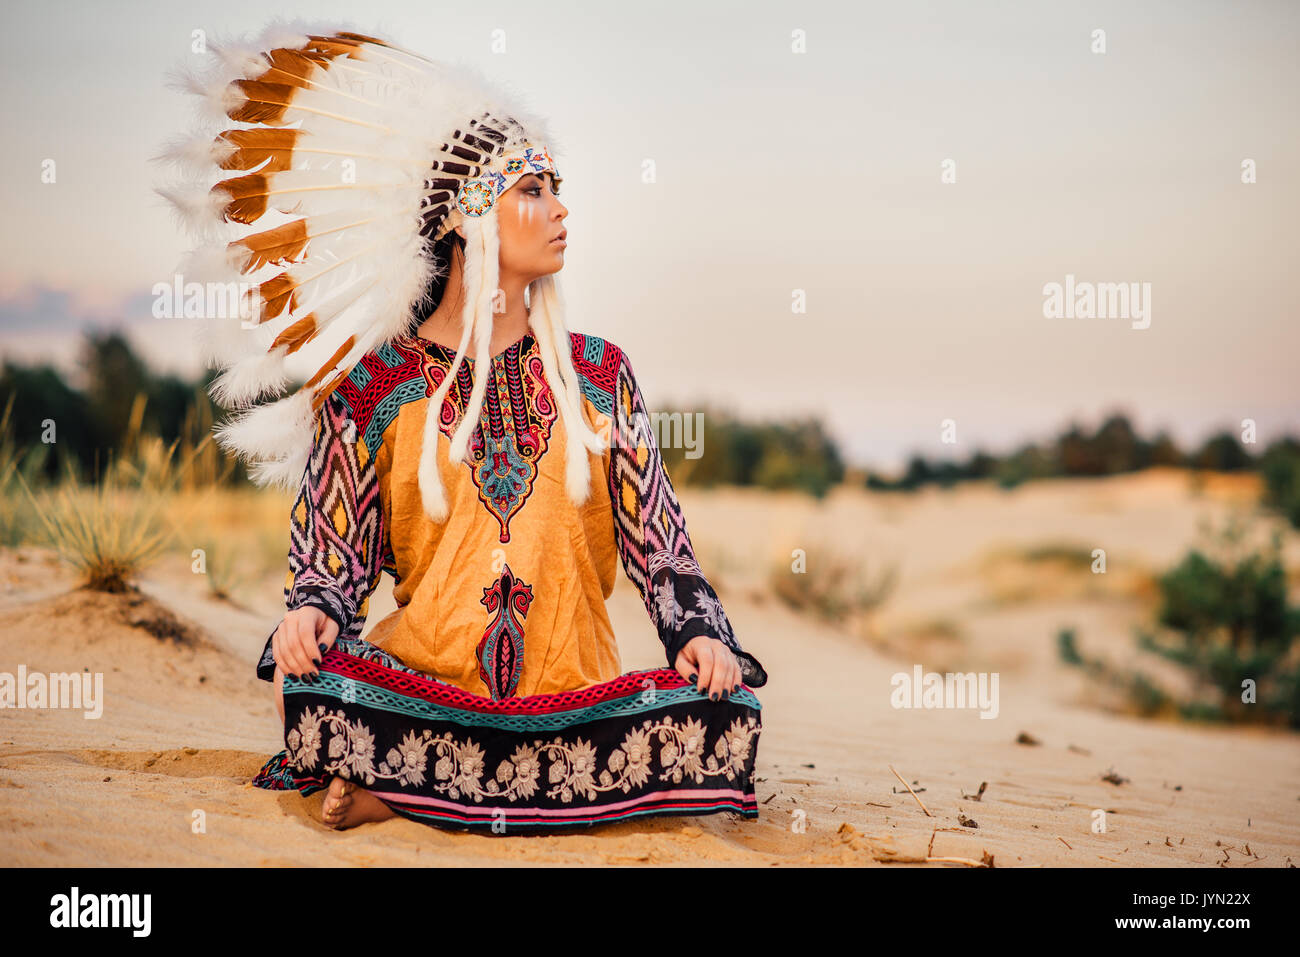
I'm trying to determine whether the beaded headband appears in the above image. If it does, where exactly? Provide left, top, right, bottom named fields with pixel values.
left=436, top=145, right=561, bottom=240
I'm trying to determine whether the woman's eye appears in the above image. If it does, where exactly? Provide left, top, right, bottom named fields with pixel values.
left=526, top=186, right=543, bottom=196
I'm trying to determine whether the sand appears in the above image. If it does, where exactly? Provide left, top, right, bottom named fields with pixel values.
left=1, top=468, right=1297, bottom=866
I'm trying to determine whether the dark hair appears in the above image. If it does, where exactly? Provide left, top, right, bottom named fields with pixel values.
left=413, top=229, right=466, bottom=328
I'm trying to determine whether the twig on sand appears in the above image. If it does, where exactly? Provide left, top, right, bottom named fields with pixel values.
left=873, top=849, right=995, bottom=868
left=961, top=781, right=988, bottom=801
left=888, top=765, right=933, bottom=817
left=1058, top=837, right=1073, bottom=850
left=921, top=856, right=987, bottom=867
left=927, top=826, right=969, bottom=857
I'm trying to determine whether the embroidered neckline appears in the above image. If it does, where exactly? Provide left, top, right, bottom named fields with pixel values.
left=405, top=329, right=555, bottom=544
left=409, top=331, right=534, bottom=364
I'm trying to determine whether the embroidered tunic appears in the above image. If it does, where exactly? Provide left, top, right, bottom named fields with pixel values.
left=255, top=330, right=768, bottom=698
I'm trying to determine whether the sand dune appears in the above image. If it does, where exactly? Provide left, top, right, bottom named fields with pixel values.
left=1, top=470, right=1297, bottom=866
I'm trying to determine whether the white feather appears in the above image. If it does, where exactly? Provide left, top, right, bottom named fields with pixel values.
left=210, top=347, right=290, bottom=408
left=214, top=389, right=314, bottom=481
left=448, top=214, right=497, bottom=464
left=154, top=22, right=560, bottom=489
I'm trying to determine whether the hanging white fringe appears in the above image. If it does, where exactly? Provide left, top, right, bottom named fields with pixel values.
left=526, top=273, right=607, bottom=507
left=417, top=220, right=487, bottom=520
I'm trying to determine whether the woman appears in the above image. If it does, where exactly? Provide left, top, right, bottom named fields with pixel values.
left=156, top=25, right=767, bottom=833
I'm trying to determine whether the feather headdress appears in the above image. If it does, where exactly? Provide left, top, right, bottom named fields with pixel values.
left=152, top=20, right=606, bottom=519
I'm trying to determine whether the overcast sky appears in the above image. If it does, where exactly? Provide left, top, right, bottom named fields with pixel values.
left=1, top=0, right=1296, bottom=472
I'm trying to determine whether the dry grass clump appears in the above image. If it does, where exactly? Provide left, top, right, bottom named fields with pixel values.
left=17, top=395, right=220, bottom=593
left=768, top=544, right=899, bottom=625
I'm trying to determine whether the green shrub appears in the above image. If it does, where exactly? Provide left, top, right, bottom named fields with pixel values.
left=1061, top=518, right=1300, bottom=727
left=1260, top=439, right=1300, bottom=530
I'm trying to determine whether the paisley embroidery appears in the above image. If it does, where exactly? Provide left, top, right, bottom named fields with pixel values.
left=476, top=563, right=534, bottom=699
left=413, top=335, right=555, bottom=543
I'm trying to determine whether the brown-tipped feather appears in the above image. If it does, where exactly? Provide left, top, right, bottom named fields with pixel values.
left=310, top=370, right=349, bottom=412
left=227, top=79, right=300, bottom=124
left=270, top=313, right=318, bottom=354
left=304, top=35, right=370, bottom=58
left=211, top=171, right=271, bottom=224
left=216, top=128, right=301, bottom=172
left=258, top=47, right=326, bottom=89
left=335, top=31, right=390, bottom=46
left=305, top=335, right=356, bottom=389
left=229, top=219, right=311, bottom=272
left=257, top=273, right=298, bottom=322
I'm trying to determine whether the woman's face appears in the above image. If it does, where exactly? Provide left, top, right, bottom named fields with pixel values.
left=489, top=171, right=568, bottom=283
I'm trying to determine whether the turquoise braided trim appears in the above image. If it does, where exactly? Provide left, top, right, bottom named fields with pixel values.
left=364, top=376, right=428, bottom=453
left=575, top=336, right=613, bottom=414
left=282, top=673, right=760, bottom=732
left=373, top=341, right=407, bottom=366
left=579, top=375, right=613, bottom=416
left=348, top=361, right=372, bottom=390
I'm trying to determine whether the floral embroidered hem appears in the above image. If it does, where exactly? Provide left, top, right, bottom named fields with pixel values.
left=253, top=635, right=763, bottom=832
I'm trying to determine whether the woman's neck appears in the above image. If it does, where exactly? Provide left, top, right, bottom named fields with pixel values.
left=416, top=261, right=532, bottom=354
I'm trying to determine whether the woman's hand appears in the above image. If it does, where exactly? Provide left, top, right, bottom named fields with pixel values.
left=674, top=636, right=743, bottom=701
left=272, top=606, right=340, bottom=679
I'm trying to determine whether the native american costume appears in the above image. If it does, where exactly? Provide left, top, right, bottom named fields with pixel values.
left=153, top=22, right=767, bottom=831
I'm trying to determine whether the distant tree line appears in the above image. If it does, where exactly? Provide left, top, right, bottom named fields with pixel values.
left=659, top=410, right=846, bottom=499
left=866, top=413, right=1298, bottom=493
left=0, top=331, right=226, bottom=482
left=2, top=332, right=1298, bottom=522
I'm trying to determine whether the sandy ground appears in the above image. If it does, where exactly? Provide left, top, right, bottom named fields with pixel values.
left=1, top=468, right=1297, bottom=866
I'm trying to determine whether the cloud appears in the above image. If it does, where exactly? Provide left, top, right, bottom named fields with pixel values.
left=0, top=280, right=156, bottom=335
left=0, top=280, right=194, bottom=377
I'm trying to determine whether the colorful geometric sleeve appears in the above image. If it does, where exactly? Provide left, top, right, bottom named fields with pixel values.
left=606, top=349, right=769, bottom=688
left=255, top=392, right=384, bottom=681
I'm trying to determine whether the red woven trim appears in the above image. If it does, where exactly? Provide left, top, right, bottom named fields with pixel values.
left=569, top=331, right=621, bottom=399
left=325, top=650, right=687, bottom=715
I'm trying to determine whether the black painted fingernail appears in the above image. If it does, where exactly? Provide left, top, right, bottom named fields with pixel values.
left=312, top=657, right=321, bottom=667
left=318, top=643, right=328, bottom=653
left=733, top=684, right=740, bottom=693
left=710, top=692, right=718, bottom=701
left=689, top=673, right=698, bottom=683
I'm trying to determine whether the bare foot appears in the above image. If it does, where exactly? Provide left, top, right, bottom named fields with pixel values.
left=320, top=776, right=397, bottom=829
